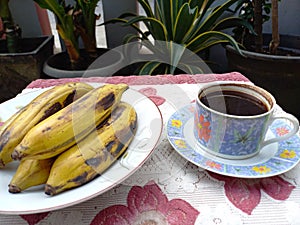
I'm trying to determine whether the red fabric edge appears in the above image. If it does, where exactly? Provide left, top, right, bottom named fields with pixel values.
left=27, top=72, right=250, bottom=88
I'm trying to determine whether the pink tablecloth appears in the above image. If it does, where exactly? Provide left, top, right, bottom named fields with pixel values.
left=1, top=73, right=300, bottom=225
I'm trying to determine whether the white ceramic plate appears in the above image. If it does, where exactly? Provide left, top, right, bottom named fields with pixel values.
left=0, top=85, right=163, bottom=215
left=167, top=104, right=300, bottom=179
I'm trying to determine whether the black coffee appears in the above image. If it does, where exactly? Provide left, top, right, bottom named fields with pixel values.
left=200, top=90, right=268, bottom=116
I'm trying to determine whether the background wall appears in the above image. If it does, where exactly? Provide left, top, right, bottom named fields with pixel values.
left=9, top=0, right=44, bottom=37
left=102, top=0, right=138, bottom=48
left=263, top=0, right=300, bottom=36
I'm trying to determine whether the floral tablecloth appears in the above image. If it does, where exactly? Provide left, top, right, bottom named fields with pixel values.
left=1, top=72, right=300, bottom=225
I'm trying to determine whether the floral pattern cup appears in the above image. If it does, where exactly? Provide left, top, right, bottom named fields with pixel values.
left=194, top=83, right=299, bottom=159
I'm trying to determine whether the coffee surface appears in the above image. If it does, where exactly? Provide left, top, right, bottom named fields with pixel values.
left=200, top=90, right=268, bottom=116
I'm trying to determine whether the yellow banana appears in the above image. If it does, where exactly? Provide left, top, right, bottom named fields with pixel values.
left=0, top=109, right=21, bottom=136
left=0, top=82, right=94, bottom=167
left=44, top=102, right=137, bottom=196
left=8, top=158, right=55, bottom=193
left=12, top=84, right=129, bottom=161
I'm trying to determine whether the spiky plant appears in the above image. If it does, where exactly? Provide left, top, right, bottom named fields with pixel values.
left=103, top=0, right=251, bottom=74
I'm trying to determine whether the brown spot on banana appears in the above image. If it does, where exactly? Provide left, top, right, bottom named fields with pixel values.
left=69, top=171, right=90, bottom=185
left=63, top=90, right=76, bottom=106
left=37, top=102, right=63, bottom=123
left=96, top=92, right=115, bottom=111
left=42, top=127, right=52, bottom=133
left=0, top=131, right=10, bottom=151
left=11, top=145, right=28, bottom=160
left=45, top=171, right=96, bottom=196
left=85, top=150, right=113, bottom=168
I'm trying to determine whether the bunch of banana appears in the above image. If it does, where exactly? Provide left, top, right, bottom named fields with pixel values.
left=0, top=82, right=94, bottom=167
left=45, top=102, right=137, bottom=196
left=11, top=83, right=128, bottom=161
left=8, top=100, right=137, bottom=195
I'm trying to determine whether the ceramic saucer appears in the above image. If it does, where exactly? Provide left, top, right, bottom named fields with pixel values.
left=167, top=104, right=300, bottom=178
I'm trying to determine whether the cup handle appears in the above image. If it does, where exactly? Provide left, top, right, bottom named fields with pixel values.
left=260, top=113, right=299, bottom=148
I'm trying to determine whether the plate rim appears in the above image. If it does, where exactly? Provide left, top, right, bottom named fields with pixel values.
left=167, top=104, right=300, bottom=179
left=0, top=86, right=163, bottom=215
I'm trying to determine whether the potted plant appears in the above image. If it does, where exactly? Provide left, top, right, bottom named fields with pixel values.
left=0, top=0, right=54, bottom=102
left=34, top=0, right=123, bottom=78
left=103, top=0, right=252, bottom=75
left=225, top=0, right=300, bottom=118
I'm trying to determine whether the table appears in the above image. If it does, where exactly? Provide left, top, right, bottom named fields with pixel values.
left=1, top=72, right=300, bottom=225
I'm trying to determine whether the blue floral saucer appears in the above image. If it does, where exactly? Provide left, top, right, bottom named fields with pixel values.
left=167, top=104, right=300, bottom=178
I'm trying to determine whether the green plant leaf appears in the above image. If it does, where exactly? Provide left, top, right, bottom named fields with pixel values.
left=138, top=0, right=155, bottom=18
left=126, top=16, right=168, bottom=41
left=100, top=18, right=149, bottom=40
left=117, top=12, right=138, bottom=19
left=139, top=61, right=163, bottom=75
left=195, top=0, right=215, bottom=21
left=197, top=0, right=239, bottom=34
left=182, top=0, right=215, bottom=42
left=155, top=0, right=173, bottom=35
left=76, top=0, right=99, bottom=35
left=212, top=17, right=255, bottom=34
left=123, top=34, right=144, bottom=44
left=186, top=31, right=243, bottom=55
left=178, top=62, right=206, bottom=74
left=34, top=0, right=66, bottom=24
left=174, top=3, right=198, bottom=43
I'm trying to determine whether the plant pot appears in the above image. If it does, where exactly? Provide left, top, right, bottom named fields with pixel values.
left=225, top=34, right=300, bottom=119
left=42, top=48, right=124, bottom=78
left=0, top=35, right=54, bottom=103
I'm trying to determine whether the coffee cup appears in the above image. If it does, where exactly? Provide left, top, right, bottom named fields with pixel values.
left=194, top=82, right=299, bottom=159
